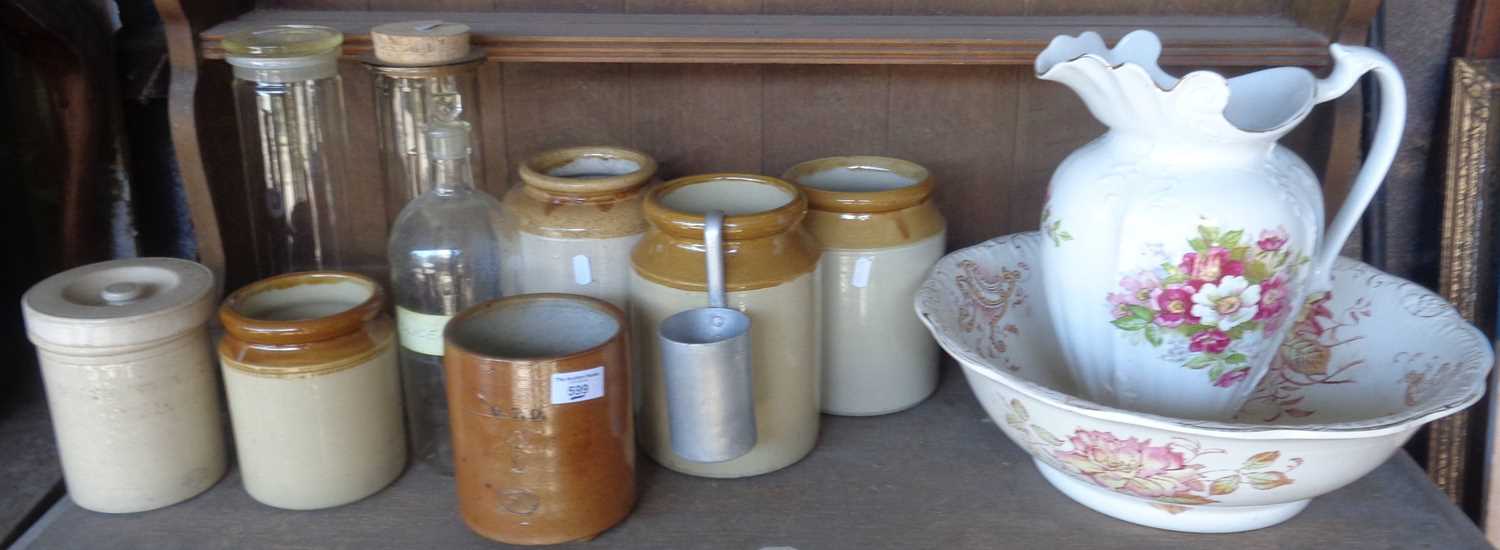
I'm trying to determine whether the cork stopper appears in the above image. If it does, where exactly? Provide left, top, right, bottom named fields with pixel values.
left=371, top=21, right=471, bottom=66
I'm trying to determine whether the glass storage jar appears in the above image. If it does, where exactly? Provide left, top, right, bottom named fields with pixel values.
left=218, top=272, right=406, bottom=510
left=783, top=156, right=946, bottom=416
left=365, top=21, right=486, bottom=222
left=225, top=25, right=352, bottom=273
left=21, top=258, right=226, bottom=513
left=630, top=174, right=822, bottom=478
left=500, top=146, right=655, bottom=311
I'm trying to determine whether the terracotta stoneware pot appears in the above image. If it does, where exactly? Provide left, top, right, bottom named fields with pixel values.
left=444, top=293, right=635, bottom=545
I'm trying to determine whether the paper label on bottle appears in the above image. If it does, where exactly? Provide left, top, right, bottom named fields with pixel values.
left=396, top=306, right=451, bottom=356
left=550, top=366, right=605, bottom=405
left=851, top=256, right=874, bottom=288
left=572, top=255, right=593, bottom=285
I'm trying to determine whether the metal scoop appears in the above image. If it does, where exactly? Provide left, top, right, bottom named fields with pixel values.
left=658, top=210, right=757, bottom=463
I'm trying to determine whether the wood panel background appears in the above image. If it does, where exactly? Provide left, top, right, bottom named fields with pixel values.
left=177, top=0, right=1346, bottom=288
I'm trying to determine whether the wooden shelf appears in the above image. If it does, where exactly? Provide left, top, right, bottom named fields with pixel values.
left=199, top=10, right=1333, bottom=66
left=10, top=366, right=1490, bottom=549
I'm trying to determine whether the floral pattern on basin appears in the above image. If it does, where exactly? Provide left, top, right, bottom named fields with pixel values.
left=1107, top=225, right=1308, bottom=387
left=1239, top=291, right=1372, bottom=422
left=954, top=259, right=1028, bottom=370
left=1004, top=397, right=1301, bottom=515
left=916, top=231, right=1493, bottom=532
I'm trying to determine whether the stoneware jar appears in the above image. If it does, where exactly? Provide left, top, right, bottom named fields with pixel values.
left=445, top=294, right=635, bottom=545
left=630, top=173, right=822, bottom=478
left=218, top=272, right=406, bottom=510
left=783, top=156, right=946, bottom=416
left=21, top=258, right=226, bottom=514
left=501, top=146, right=656, bottom=311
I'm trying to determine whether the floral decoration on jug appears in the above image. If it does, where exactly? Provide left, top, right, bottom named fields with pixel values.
left=1107, top=225, right=1308, bottom=387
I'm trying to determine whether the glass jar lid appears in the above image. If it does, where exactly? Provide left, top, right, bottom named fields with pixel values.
left=223, top=25, right=343, bottom=59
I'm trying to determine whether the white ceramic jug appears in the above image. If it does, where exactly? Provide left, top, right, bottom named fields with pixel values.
left=1034, top=30, right=1405, bottom=420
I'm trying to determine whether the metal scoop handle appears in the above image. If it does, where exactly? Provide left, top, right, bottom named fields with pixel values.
left=705, top=210, right=727, bottom=308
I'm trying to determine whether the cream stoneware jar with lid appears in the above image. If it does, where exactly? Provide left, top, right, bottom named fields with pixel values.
left=783, top=156, right=946, bottom=416
left=218, top=272, right=406, bottom=510
left=22, top=257, right=227, bottom=514
left=630, top=173, right=822, bottom=478
left=501, top=146, right=656, bottom=311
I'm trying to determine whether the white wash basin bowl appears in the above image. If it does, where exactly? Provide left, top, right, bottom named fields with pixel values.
left=915, top=231, right=1492, bottom=533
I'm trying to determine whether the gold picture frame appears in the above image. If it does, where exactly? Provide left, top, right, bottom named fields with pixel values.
left=1437, top=58, right=1498, bottom=525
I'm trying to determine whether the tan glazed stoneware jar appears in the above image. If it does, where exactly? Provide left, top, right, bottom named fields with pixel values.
left=630, top=173, right=822, bottom=478
left=218, top=272, right=406, bottom=510
left=444, top=294, right=635, bottom=545
left=21, top=258, right=227, bottom=514
left=783, top=156, right=946, bottom=416
left=501, top=146, right=657, bottom=311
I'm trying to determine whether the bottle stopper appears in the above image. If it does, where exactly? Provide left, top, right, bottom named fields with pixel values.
left=426, top=120, right=472, bottom=161
left=370, top=21, right=471, bottom=66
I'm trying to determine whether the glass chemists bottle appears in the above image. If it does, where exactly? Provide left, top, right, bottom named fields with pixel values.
left=387, top=121, right=504, bottom=475
left=224, top=25, right=352, bottom=273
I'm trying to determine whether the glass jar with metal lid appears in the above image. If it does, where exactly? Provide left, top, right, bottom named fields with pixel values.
left=224, top=25, right=352, bottom=273
left=629, top=173, right=822, bottom=478
left=783, top=156, right=946, bottom=416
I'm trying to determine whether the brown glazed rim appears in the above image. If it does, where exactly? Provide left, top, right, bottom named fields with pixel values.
left=782, top=155, right=934, bottom=214
left=643, top=173, right=807, bottom=240
left=518, top=146, right=658, bottom=196
left=443, top=293, right=625, bottom=362
left=219, top=271, right=384, bottom=346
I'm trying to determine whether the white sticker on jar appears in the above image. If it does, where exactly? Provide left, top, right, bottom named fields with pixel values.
left=851, top=256, right=874, bottom=288
left=396, top=306, right=451, bottom=356
left=551, top=366, right=605, bottom=405
left=573, top=255, right=593, bottom=286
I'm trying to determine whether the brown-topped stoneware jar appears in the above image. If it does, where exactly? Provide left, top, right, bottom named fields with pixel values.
left=629, top=173, right=822, bottom=478
left=218, top=271, right=406, bottom=510
left=444, top=293, right=635, bottom=545
left=500, top=146, right=657, bottom=311
left=783, top=156, right=946, bottom=416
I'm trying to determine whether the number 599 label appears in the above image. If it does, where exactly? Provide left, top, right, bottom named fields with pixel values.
left=550, top=366, right=605, bottom=405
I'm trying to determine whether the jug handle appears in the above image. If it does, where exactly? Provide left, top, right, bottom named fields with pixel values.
left=1308, top=44, right=1407, bottom=291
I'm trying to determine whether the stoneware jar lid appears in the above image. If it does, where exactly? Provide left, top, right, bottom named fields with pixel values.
left=22, top=257, right=216, bottom=350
